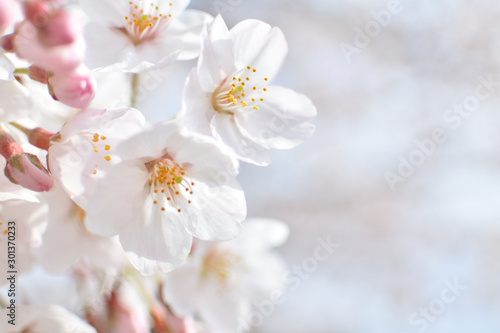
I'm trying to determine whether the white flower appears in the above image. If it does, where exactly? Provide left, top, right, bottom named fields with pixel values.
left=0, top=304, right=96, bottom=333
left=179, top=16, right=317, bottom=165
left=163, top=218, right=289, bottom=333
left=80, top=0, right=213, bottom=72
left=48, top=107, right=146, bottom=209
left=84, top=121, right=246, bottom=275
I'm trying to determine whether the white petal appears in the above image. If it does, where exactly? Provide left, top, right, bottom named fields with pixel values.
left=180, top=178, right=245, bottom=241
left=197, top=15, right=235, bottom=92
left=225, top=218, right=289, bottom=254
left=159, top=0, right=190, bottom=16
left=229, top=19, right=288, bottom=82
left=198, top=291, right=241, bottom=333
left=162, top=262, right=202, bottom=316
left=211, top=113, right=272, bottom=166
left=170, top=130, right=239, bottom=181
left=119, top=195, right=192, bottom=275
left=179, top=68, right=215, bottom=136
left=123, top=38, right=181, bottom=73
left=117, top=121, right=177, bottom=161
left=79, top=0, right=127, bottom=27
left=84, top=23, right=134, bottom=71
left=168, top=10, right=213, bottom=61
left=85, top=161, right=149, bottom=237
left=236, top=86, right=316, bottom=149
left=0, top=80, right=32, bottom=122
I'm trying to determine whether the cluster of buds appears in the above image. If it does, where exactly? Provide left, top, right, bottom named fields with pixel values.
left=2, top=0, right=96, bottom=108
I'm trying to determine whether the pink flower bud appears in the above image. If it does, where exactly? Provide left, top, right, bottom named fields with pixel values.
left=0, top=129, right=53, bottom=192
left=23, top=0, right=51, bottom=28
left=10, top=123, right=54, bottom=150
left=38, top=10, right=79, bottom=47
left=4, top=153, right=54, bottom=192
left=48, top=65, right=96, bottom=108
left=13, top=13, right=84, bottom=73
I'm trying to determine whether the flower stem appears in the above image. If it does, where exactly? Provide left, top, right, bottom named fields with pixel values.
left=13, top=68, right=29, bottom=75
left=131, top=73, right=140, bottom=108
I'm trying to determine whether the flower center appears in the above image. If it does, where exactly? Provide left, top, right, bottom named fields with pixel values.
left=123, top=0, right=173, bottom=45
left=201, top=246, right=240, bottom=288
left=89, top=133, right=112, bottom=175
left=147, top=157, right=194, bottom=213
left=212, top=66, right=269, bottom=115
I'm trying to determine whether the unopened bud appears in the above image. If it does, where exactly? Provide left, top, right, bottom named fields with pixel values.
left=4, top=153, right=53, bottom=192
left=38, top=10, right=81, bottom=47
left=11, top=123, right=54, bottom=150
left=49, top=64, right=96, bottom=108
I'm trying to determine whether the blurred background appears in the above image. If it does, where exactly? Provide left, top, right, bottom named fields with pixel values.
left=135, top=0, right=500, bottom=331
left=182, top=0, right=500, bottom=332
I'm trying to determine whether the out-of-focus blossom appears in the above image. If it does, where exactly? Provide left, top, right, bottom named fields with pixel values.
left=163, top=218, right=289, bottom=333
left=48, top=107, right=146, bottom=208
left=84, top=121, right=245, bottom=275
left=179, top=16, right=316, bottom=165
left=0, top=200, right=49, bottom=278
left=48, top=64, right=97, bottom=108
left=80, top=0, right=212, bottom=72
left=0, top=304, right=97, bottom=333
left=13, top=7, right=85, bottom=73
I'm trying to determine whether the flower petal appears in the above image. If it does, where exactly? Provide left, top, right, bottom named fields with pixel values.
left=197, top=15, right=235, bottom=92
left=85, top=161, right=149, bottom=237
left=229, top=19, right=288, bottom=82
left=168, top=10, right=213, bottom=61
left=179, top=68, right=215, bottom=136
left=211, top=113, right=272, bottom=166
left=236, top=86, right=316, bottom=149
left=224, top=218, right=289, bottom=254
left=84, top=22, right=134, bottom=71
left=179, top=178, right=245, bottom=241
left=79, top=0, right=127, bottom=27
left=119, top=195, right=193, bottom=275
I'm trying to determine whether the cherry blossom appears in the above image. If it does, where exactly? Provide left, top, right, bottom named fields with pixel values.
left=179, top=16, right=316, bottom=165
left=163, top=218, right=290, bottom=333
left=80, top=0, right=213, bottom=72
left=48, top=107, right=146, bottom=209
left=84, top=121, right=245, bottom=275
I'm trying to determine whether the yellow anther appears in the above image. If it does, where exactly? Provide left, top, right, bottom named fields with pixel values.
left=105, top=145, right=111, bottom=151
left=94, top=147, right=99, bottom=152
left=105, top=156, right=111, bottom=162
left=101, top=136, right=107, bottom=140
left=254, top=106, right=260, bottom=110
left=241, top=101, right=248, bottom=107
